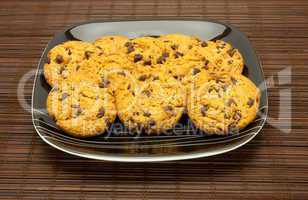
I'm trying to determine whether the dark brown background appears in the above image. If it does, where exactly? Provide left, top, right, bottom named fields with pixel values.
left=0, top=0, right=307, bottom=199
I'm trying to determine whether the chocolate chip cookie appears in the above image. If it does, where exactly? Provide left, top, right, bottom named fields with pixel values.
left=46, top=80, right=116, bottom=137
left=188, top=40, right=244, bottom=74
left=44, top=41, right=98, bottom=86
left=115, top=71, right=186, bottom=134
left=187, top=72, right=260, bottom=135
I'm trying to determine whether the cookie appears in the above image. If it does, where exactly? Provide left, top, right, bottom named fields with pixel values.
left=187, top=72, right=260, bottom=135
left=189, top=40, right=244, bottom=74
left=115, top=70, right=186, bottom=134
left=46, top=80, right=116, bottom=138
left=44, top=41, right=99, bottom=86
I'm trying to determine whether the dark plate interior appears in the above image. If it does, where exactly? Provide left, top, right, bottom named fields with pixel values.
left=32, top=20, right=268, bottom=151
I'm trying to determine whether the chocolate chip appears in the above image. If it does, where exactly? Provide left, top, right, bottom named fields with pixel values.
left=164, top=106, right=176, bottom=116
left=105, top=118, right=111, bottom=126
left=127, top=84, right=131, bottom=90
left=157, top=56, right=166, bottom=64
left=231, top=76, right=237, bottom=84
left=204, top=59, right=209, bottom=66
left=143, top=111, right=151, bottom=117
left=195, top=38, right=201, bottom=42
left=162, top=52, right=169, bottom=58
left=164, top=105, right=173, bottom=112
left=59, top=93, right=69, bottom=101
left=223, top=84, right=228, bottom=92
left=97, top=107, right=105, bottom=118
left=215, top=77, right=225, bottom=83
left=218, top=42, right=226, bottom=48
left=124, top=42, right=133, bottom=47
left=142, top=90, right=151, bottom=97
left=201, top=41, right=208, bottom=47
left=216, top=43, right=226, bottom=50
left=152, top=76, right=159, bottom=81
left=200, top=105, right=209, bottom=116
left=55, top=55, right=63, bottom=64
left=134, top=54, right=143, bottom=62
left=46, top=56, right=51, bottom=64
left=174, top=51, right=184, bottom=58
left=84, top=51, right=93, bottom=59
left=67, top=48, right=72, bottom=55
left=224, top=113, right=231, bottom=119
left=192, top=68, right=201, bottom=75
left=227, top=48, right=236, bottom=57
left=209, top=86, right=219, bottom=93
left=138, top=74, right=148, bottom=81
left=217, top=127, right=224, bottom=132
left=133, top=111, right=140, bottom=116
left=73, top=107, right=83, bottom=118
left=233, top=111, right=242, bottom=121
left=143, top=60, right=152, bottom=66
left=247, top=98, right=255, bottom=107
left=96, top=45, right=102, bottom=50
left=171, top=44, right=178, bottom=50
left=99, top=78, right=110, bottom=88
left=127, top=46, right=134, bottom=53
left=148, top=120, right=156, bottom=127
left=127, top=117, right=134, bottom=123
left=80, top=92, right=88, bottom=98
left=59, top=66, right=66, bottom=75
left=227, top=98, right=237, bottom=106
left=76, top=65, right=80, bottom=71
left=117, top=71, right=126, bottom=76
left=125, top=41, right=135, bottom=53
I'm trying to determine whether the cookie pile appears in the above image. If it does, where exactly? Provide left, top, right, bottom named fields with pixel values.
left=44, top=34, right=260, bottom=138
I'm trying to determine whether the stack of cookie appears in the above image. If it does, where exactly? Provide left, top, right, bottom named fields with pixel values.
left=44, top=34, right=260, bottom=138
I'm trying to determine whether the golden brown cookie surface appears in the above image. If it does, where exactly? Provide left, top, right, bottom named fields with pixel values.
left=115, top=70, right=186, bottom=134
left=44, top=41, right=99, bottom=86
left=94, top=35, right=129, bottom=56
left=46, top=80, right=116, bottom=138
left=188, top=40, right=244, bottom=74
left=187, top=72, right=260, bottom=135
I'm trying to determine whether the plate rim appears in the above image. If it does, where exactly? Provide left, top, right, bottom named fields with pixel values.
left=31, top=18, right=268, bottom=162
